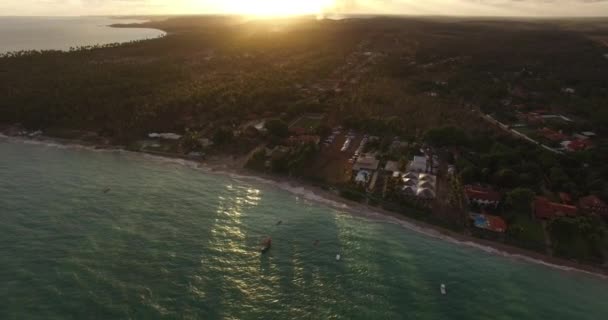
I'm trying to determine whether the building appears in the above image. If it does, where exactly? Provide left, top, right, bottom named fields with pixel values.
left=559, top=192, right=573, bottom=205
left=408, top=156, right=428, bottom=173
left=562, top=139, right=593, bottom=152
left=539, top=128, right=567, bottom=142
left=416, top=188, right=436, bottom=199
left=534, top=197, right=578, bottom=220
left=464, top=186, right=502, bottom=208
left=400, top=173, right=437, bottom=199
left=285, top=135, right=320, bottom=146
left=353, top=154, right=380, bottom=172
left=578, top=195, right=608, bottom=217
left=384, top=161, right=400, bottom=174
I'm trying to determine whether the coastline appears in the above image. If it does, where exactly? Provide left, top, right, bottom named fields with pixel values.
left=2, top=132, right=607, bottom=279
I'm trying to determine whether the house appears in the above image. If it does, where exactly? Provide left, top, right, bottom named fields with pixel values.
left=285, top=135, right=320, bottom=146
left=578, top=195, right=608, bottom=216
left=534, top=197, right=578, bottom=220
left=403, top=172, right=418, bottom=179
left=465, top=186, right=502, bottom=208
left=402, top=178, right=417, bottom=186
left=353, top=154, right=380, bottom=172
left=416, top=188, right=436, bottom=199
left=408, top=156, right=428, bottom=172
left=384, top=161, right=400, bottom=173
left=418, top=181, right=435, bottom=189
left=563, top=139, right=593, bottom=152
left=402, top=186, right=417, bottom=196
left=419, top=174, right=436, bottom=183
left=148, top=133, right=182, bottom=140
left=539, top=128, right=567, bottom=142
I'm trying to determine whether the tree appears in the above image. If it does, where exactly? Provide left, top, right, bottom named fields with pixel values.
left=460, top=166, right=479, bottom=184
left=265, top=119, right=289, bottom=138
left=506, top=188, right=535, bottom=216
left=493, top=168, right=518, bottom=188
left=212, top=128, right=233, bottom=145
left=424, top=126, right=469, bottom=148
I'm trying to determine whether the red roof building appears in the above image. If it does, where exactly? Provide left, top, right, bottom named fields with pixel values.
left=534, top=197, right=579, bottom=220
left=578, top=195, right=608, bottom=217
left=564, top=139, right=593, bottom=152
left=539, top=128, right=567, bottom=142
left=465, top=186, right=502, bottom=208
left=559, top=192, right=573, bottom=205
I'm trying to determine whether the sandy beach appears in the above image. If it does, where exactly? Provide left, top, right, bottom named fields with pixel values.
left=2, top=131, right=607, bottom=279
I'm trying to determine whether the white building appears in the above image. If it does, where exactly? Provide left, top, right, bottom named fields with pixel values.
left=353, top=154, right=380, bottom=172
left=408, top=156, right=428, bottom=173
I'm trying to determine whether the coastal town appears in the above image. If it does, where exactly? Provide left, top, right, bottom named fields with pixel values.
left=2, top=16, right=608, bottom=271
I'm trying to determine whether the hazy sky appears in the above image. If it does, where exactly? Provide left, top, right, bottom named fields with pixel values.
left=2, top=0, right=608, bottom=17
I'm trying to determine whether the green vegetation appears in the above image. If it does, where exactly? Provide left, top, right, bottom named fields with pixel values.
left=265, top=119, right=289, bottom=138
left=549, top=216, right=607, bottom=263
left=506, top=214, right=547, bottom=253
left=506, top=188, right=536, bottom=216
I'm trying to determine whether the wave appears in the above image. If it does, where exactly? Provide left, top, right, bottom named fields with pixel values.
left=5, top=135, right=607, bottom=279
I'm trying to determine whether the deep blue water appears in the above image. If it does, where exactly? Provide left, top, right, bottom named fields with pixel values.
left=1, top=138, right=607, bottom=319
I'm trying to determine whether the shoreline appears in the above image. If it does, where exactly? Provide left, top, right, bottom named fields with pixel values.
left=2, top=132, right=608, bottom=279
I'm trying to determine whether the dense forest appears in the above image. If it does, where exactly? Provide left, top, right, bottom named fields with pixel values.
left=2, top=16, right=608, bottom=142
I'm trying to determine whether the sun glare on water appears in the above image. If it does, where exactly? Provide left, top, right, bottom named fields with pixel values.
left=208, top=0, right=336, bottom=17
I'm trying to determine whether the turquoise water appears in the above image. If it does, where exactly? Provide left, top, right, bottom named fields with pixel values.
left=1, top=138, right=607, bottom=319
left=0, top=17, right=165, bottom=54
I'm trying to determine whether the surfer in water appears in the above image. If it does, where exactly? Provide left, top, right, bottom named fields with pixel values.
left=103, top=188, right=111, bottom=194
left=276, top=220, right=283, bottom=226
left=261, top=237, right=272, bottom=254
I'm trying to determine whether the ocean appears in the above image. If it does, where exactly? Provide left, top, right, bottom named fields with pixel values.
left=0, top=17, right=165, bottom=54
left=1, top=137, right=607, bottom=319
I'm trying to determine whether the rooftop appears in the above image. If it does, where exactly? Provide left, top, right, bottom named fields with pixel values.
left=535, top=197, right=578, bottom=219
left=465, top=186, right=501, bottom=202
left=353, top=154, right=380, bottom=172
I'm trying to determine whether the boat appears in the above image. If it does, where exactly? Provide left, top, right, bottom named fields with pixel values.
left=440, top=284, right=446, bottom=295
left=336, top=254, right=341, bottom=261
left=260, top=238, right=272, bottom=254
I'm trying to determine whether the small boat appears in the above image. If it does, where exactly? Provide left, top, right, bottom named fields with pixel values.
left=260, top=238, right=272, bottom=254
left=336, top=254, right=341, bottom=261
left=440, top=284, right=446, bottom=295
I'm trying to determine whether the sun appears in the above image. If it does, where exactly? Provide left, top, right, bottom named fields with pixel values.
left=209, top=0, right=335, bottom=17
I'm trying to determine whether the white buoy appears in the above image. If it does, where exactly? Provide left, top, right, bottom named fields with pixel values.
left=440, top=284, right=447, bottom=295
left=336, top=254, right=341, bottom=261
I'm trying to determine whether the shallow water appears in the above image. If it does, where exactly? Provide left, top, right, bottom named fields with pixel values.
left=0, top=17, right=165, bottom=53
left=1, top=139, right=607, bottom=319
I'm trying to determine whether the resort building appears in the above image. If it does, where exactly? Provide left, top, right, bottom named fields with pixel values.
left=534, top=197, right=579, bottom=220
left=578, top=195, right=608, bottom=217
left=400, top=172, right=437, bottom=199
left=408, top=156, right=428, bottom=173
left=353, top=154, right=380, bottom=172
left=464, top=186, right=502, bottom=208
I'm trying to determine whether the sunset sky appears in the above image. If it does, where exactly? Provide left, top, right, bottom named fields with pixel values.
left=2, top=0, right=608, bottom=17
